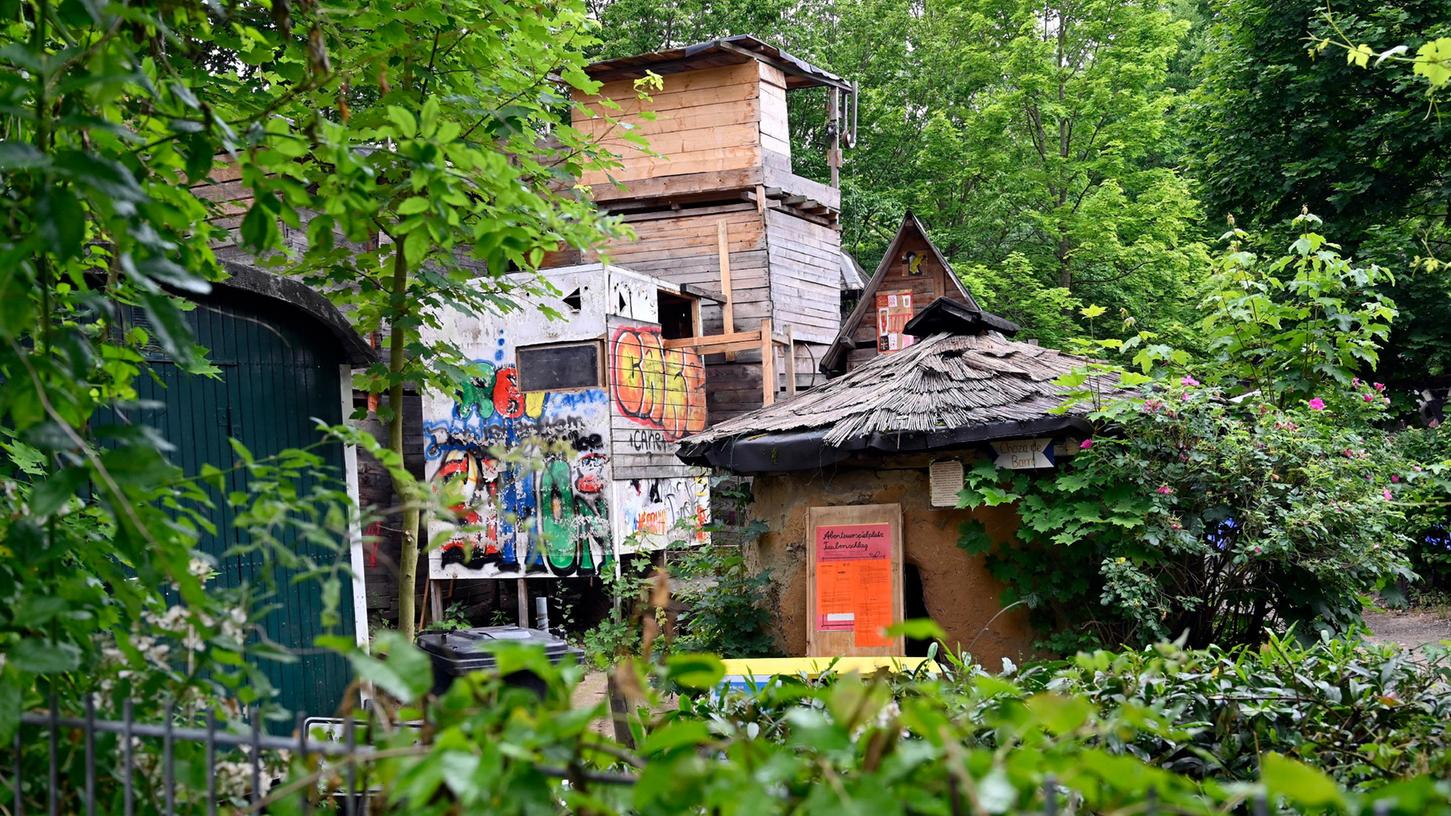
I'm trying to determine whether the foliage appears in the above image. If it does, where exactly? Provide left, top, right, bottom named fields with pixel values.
left=669, top=539, right=778, bottom=658
left=262, top=634, right=1451, bottom=814
left=227, top=0, right=634, bottom=640
left=1186, top=0, right=1451, bottom=385
left=1386, top=426, right=1451, bottom=594
left=590, top=0, right=1208, bottom=348
left=0, top=0, right=372, bottom=727
left=1043, top=632, right=1451, bottom=789
left=959, top=219, right=1410, bottom=650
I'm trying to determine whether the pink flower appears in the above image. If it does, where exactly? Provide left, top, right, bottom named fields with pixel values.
left=1342, top=449, right=1355, bottom=459
left=1373, top=382, right=1385, bottom=392
left=1391, top=474, right=1400, bottom=483
left=1363, top=393, right=1374, bottom=402
left=1352, top=377, right=1361, bottom=386
left=1383, top=489, right=1393, bottom=501
left=1414, top=465, right=1424, bottom=472
left=1180, top=392, right=1192, bottom=401
left=1080, top=438, right=1094, bottom=450
left=1181, top=375, right=1200, bottom=387
left=1308, top=398, right=1326, bottom=411
left=1156, top=485, right=1174, bottom=495
left=1253, top=546, right=1262, bottom=555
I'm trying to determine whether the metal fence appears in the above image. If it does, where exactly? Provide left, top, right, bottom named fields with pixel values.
left=8, top=693, right=372, bottom=815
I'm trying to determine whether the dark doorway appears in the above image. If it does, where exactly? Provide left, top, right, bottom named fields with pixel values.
left=657, top=290, right=696, bottom=339
left=902, top=562, right=932, bottom=656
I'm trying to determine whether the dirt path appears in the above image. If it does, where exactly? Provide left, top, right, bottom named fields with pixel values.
left=1365, top=608, right=1451, bottom=652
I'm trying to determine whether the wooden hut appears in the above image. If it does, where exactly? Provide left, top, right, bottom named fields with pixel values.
left=679, top=296, right=1105, bottom=666
left=821, top=212, right=979, bottom=375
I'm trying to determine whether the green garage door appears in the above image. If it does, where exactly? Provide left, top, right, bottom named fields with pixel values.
left=132, top=288, right=358, bottom=718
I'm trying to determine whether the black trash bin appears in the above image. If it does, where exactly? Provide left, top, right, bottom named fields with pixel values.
left=415, top=626, right=582, bottom=697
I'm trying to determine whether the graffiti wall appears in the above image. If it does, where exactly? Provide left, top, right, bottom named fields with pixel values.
left=612, top=476, right=710, bottom=552
left=609, top=325, right=707, bottom=442
left=424, top=335, right=613, bottom=579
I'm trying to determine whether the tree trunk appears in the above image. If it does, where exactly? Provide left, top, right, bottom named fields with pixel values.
left=388, top=246, right=422, bottom=643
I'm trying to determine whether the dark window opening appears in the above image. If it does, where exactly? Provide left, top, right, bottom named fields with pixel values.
left=902, top=562, right=932, bottom=657
left=841, top=289, right=862, bottom=322
left=562, top=287, right=583, bottom=312
left=657, top=290, right=695, bottom=340
left=516, top=342, right=601, bottom=392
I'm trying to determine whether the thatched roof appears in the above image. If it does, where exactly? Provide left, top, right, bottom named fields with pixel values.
left=678, top=298, right=1103, bottom=474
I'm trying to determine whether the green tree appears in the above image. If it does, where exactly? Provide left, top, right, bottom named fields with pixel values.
left=236, top=0, right=633, bottom=641
left=1187, top=0, right=1451, bottom=385
left=591, top=0, right=1207, bottom=347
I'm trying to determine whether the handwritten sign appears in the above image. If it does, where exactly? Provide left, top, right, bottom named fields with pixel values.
left=814, top=523, right=894, bottom=649
left=991, top=438, right=1055, bottom=470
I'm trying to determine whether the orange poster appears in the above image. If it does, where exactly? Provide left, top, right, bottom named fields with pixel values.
left=814, top=523, right=894, bottom=649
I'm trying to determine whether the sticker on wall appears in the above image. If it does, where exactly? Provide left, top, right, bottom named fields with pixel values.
left=876, top=290, right=914, bottom=354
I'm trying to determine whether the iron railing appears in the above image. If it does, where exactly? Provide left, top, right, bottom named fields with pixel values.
left=8, top=693, right=372, bottom=815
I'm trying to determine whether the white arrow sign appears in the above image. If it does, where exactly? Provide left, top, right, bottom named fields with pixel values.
left=991, top=438, right=1055, bottom=470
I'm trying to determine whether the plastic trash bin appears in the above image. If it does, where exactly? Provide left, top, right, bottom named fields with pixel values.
left=415, top=626, right=582, bottom=696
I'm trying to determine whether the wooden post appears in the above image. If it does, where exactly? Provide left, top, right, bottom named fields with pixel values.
left=760, top=318, right=775, bottom=407
left=827, top=88, right=841, bottom=190
left=516, top=577, right=529, bottom=628
left=718, top=222, right=736, bottom=361
left=785, top=327, right=797, bottom=396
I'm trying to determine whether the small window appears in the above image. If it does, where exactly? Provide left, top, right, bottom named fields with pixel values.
left=657, top=290, right=695, bottom=340
left=516, top=342, right=602, bottom=392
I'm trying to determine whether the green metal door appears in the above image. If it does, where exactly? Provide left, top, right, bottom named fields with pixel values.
left=132, top=291, right=357, bottom=717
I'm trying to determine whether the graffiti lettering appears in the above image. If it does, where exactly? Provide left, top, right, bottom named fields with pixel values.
left=425, top=360, right=612, bottom=579
left=610, top=326, right=707, bottom=441
left=626, top=428, right=671, bottom=453
left=613, top=476, right=710, bottom=551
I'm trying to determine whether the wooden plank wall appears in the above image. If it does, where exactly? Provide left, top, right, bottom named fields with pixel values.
left=848, top=229, right=965, bottom=365
left=576, top=61, right=770, bottom=192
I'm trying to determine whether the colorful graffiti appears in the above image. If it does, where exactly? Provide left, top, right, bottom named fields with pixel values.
left=609, top=326, right=707, bottom=441
left=424, top=351, right=612, bottom=579
left=612, top=476, right=710, bottom=552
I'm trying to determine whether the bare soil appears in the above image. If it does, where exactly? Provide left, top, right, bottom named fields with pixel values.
left=1364, top=608, right=1451, bottom=651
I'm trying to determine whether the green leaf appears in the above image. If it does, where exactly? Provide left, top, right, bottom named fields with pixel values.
left=663, top=652, right=725, bottom=690
left=0, top=142, right=49, bottom=170
left=640, top=720, right=711, bottom=756
left=387, top=105, right=418, bottom=138
left=885, top=619, right=947, bottom=642
left=1079, top=304, right=1107, bottom=319
left=1025, top=693, right=1091, bottom=735
left=343, top=630, right=432, bottom=703
left=397, top=197, right=430, bottom=215
left=10, top=638, right=80, bottom=674
left=30, top=467, right=86, bottom=517
left=1261, top=752, right=1344, bottom=808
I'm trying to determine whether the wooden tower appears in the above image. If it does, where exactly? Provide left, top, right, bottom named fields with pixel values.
left=546, top=36, right=856, bottom=423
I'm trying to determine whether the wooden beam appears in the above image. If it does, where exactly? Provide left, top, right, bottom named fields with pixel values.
left=718, top=221, right=736, bottom=361
left=785, top=327, right=797, bottom=396
left=662, top=329, right=764, bottom=352
left=828, top=87, right=841, bottom=190
left=760, top=318, right=776, bottom=407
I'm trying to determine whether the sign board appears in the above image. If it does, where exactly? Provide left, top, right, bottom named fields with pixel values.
left=991, top=438, right=1055, bottom=470
left=928, top=459, right=965, bottom=507
left=806, top=504, right=904, bottom=656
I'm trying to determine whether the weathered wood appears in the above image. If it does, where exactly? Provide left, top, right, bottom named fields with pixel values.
left=760, top=318, right=775, bottom=407
left=785, top=327, right=798, bottom=396
left=717, top=221, right=736, bottom=361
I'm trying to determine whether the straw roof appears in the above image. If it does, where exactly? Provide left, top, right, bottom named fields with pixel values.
left=678, top=298, right=1108, bottom=473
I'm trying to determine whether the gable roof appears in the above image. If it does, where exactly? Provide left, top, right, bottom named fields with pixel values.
left=679, top=297, right=1104, bottom=474
left=820, top=212, right=979, bottom=374
left=585, top=35, right=850, bottom=92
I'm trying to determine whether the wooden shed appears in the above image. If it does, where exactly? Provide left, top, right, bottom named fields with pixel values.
left=679, top=297, right=1104, bottom=666
left=821, top=212, right=979, bottom=375
left=546, top=36, right=858, bottom=422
